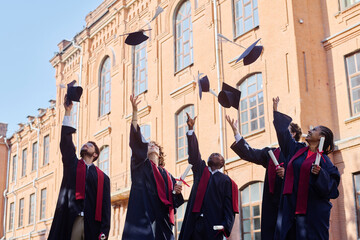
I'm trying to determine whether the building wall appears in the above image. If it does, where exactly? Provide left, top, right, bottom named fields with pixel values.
left=3, top=0, right=360, bottom=239
left=0, top=124, right=9, bottom=238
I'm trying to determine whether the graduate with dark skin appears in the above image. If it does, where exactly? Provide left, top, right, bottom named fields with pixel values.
left=272, top=96, right=340, bottom=240
left=179, top=112, right=238, bottom=240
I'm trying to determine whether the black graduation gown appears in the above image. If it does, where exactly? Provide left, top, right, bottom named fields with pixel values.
left=122, top=125, right=184, bottom=240
left=273, top=111, right=340, bottom=240
left=179, top=132, right=235, bottom=240
left=48, top=126, right=111, bottom=240
left=230, top=138, right=286, bottom=240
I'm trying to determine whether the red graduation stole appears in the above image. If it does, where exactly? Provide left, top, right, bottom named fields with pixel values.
left=150, top=161, right=175, bottom=225
left=283, top=147, right=319, bottom=214
left=267, top=148, right=281, bottom=194
left=75, top=159, right=104, bottom=222
left=192, top=166, right=239, bottom=213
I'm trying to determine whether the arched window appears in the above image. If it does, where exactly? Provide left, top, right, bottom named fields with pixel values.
left=176, top=105, right=195, bottom=161
left=99, top=57, right=111, bottom=116
left=238, top=73, right=264, bottom=135
left=234, top=0, right=259, bottom=36
left=99, top=146, right=110, bottom=175
left=240, top=182, right=263, bottom=240
left=175, top=1, right=193, bottom=72
left=134, top=42, right=148, bottom=95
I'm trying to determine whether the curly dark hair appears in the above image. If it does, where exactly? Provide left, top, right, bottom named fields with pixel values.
left=289, top=122, right=302, bottom=141
left=318, top=126, right=335, bottom=155
left=149, top=141, right=166, bottom=167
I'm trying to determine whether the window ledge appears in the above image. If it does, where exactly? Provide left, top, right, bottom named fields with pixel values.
left=174, top=63, right=194, bottom=76
left=345, top=114, right=360, bottom=124
left=243, top=128, right=265, bottom=139
left=233, top=25, right=260, bottom=43
left=176, top=157, right=189, bottom=163
left=98, top=111, right=111, bottom=121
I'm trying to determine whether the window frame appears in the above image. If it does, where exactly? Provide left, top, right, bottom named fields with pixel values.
left=133, top=42, right=148, bottom=96
left=29, top=193, right=35, bottom=225
left=18, top=198, right=24, bottom=227
left=239, top=181, right=263, bottom=240
left=21, top=148, right=27, bottom=177
left=175, top=105, right=195, bottom=161
left=12, top=155, right=17, bottom=182
left=233, top=0, right=259, bottom=38
left=174, top=0, right=194, bottom=72
left=9, top=202, right=14, bottom=230
left=345, top=51, right=360, bottom=117
left=40, top=188, right=47, bottom=220
left=237, top=73, right=265, bottom=136
left=98, top=146, right=110, bottom=176
left=31, top=142, right=38, bottom=172
left=43, top=135, right=50, bottom=166
left=99, top=57, right=112, bottom=117
left=353, top=172, right=360, bottom=238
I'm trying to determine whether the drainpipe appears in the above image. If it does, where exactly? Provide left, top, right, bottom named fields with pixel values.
left=0, top=137, right=10, bottom=240
left=28, top=120, right=40, bottom=240
left=65, top=39, right=83, bottom=155
left=212, top=0, right=225, bottom=156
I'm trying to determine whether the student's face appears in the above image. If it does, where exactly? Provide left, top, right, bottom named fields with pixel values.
left=147, top=142, right=160, bottom=156
left=305, top=126, right=321, bottom=143
left=207, top=153, right=224, bottom=170
left=80, top=142, right=97, bottom=159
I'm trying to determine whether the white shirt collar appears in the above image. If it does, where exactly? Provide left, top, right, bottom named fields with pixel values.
left=208, top=166, right=220, bottom=175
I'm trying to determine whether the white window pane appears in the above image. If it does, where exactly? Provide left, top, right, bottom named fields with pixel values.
left=258, top=104, right=264, bottom=116
left=241, top=99, right=248, bottom=110
left=241, top=111, right=248, bottom=123
left=251, top=120, right=258, bottom=131
left=235, top=1, right=242, bottom=18
left=240, top=83, right=247, bottom=97
left=351, top=76, right=360, bottom=88
left=243, top=220, right=251, bottom=232
left=242, top=206, right=250, bottom=218
left=354, top=102, right=360, bottom=114
left=244, top=3, right=252, bottom=18
left=254, top=8, right=259, bottom=27
left=244, top=233, right=251, bottom=240
left=253, top=0, right=258, bottom=8
left=259, top=117, right=265, bottom=129
left=251, top=183, right=260, bottom=201
left=244, top=17, right=253, bottom=32
left=250, top=108, right=257, bottom=120
left=242, top=123, right=249, bottom=135
left=253, top=205, right=260, bottom=216
left=179, top=138, right=184, bottom=148
left=352, top=88, right=360, bottom=101
left=258, top=92, right=263, bottom=104
left=249, top=95, right=257, bottom=107
left=178, top=148, right=184, bottom=159
left=347, top=55, right=356, bottom=75
left=248, top=84, right=257, bottom=95
left=242, top=186, right=250, bottom=203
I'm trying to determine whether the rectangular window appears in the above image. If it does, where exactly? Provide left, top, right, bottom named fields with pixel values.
left=238, top=73, right=264, bottom=135
left=343, top=0, right=360, bottom=8
left=29, top=193, right=35, bottom=224
left=234, top=0, right=259, bottom=36
left=18, top=198, right=24, bottom=227
left=9, top=202, right=14, bottom=230
left=134, top=42, right=148, bottom=96
left=12, top=155, right=17, bottom=182
left=21, top=149, right=27, bottom=177
left=346, top=52, right=360, bottom=116
left=40, top=188, right=47, bottom=220
left=99, top=146, right=110, bottom=176
left=175, top=201, right=187, bottom=239
left=32, top=142, right=38, bottom=171
left=354, top=173, right=360, bottom=238
left=176, top=105, right=195, bottom=160
left=43, top=135, right=50, bottom=165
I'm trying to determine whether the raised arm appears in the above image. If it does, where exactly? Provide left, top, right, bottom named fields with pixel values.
left=60, top=94, right=77, bottom=166
left=186, top=113, right=203, bottom=173
left=272, top=97, right=298, bottom=158
left=129, top=94, right=148, bottom=169
left=226, top=115, right=270, bottom=168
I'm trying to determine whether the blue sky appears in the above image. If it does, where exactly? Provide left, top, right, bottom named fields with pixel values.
left=0, top=0, right=103, bottom=137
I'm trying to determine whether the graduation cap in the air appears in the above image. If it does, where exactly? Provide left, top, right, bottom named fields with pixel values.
left=235, top=39, right=263, bottom=65
left=122, top=6, right=164, bottom=46
left=217, top=34, right=263, bottom=65
left=196, top=72, right=218, bottom=99
left=65, top=80, right=83, bottom=106
left=218, top=82, right=241, bottom=109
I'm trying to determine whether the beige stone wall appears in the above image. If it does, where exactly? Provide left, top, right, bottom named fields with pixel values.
left=3, top=0, right=360, bottom=239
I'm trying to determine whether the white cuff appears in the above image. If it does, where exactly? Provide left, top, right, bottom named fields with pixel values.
left=62, top=116, right=74, bottom=128
left=235, top=133, right=242, bottom=143
left=187, top=130, right=194, bottom=135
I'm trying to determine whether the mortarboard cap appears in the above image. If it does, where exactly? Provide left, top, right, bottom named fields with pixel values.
left=235, top=39, right=263, bottom=65
left=218, top=82, right=241, bottom=109
left=124, top=30, right=149, bottom=46
left=66, top=80, right=83, bottom=106
left=198, top=75, right=210, bottom=100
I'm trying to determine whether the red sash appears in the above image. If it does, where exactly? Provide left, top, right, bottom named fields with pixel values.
left=75, top=159, right=104, bottom=222
left=193, top=166, right=239, bottom=213
left=150, top=161, right=175, bottom=225
left=283, top=147, right=318, bottom=214
left=267, top=148, right=281, bottom=194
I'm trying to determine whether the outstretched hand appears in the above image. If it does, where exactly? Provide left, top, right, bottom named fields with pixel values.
left=130, top=94, right=141, bottom=111
left=273, top=96, right=279, bottom=112
left=225, top=115, right=239, bottom=135
left=186, top=112, right=197, bottom=130
left=64, top=94, right=73, bottom=115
